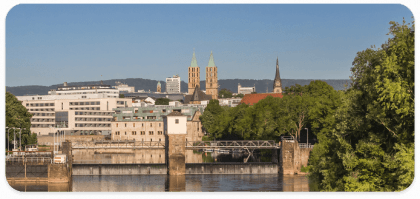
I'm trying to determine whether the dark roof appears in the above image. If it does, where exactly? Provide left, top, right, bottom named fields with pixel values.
left=184, top=85, right=212, bottom=104
left=240, top=93, right=283, bottom=105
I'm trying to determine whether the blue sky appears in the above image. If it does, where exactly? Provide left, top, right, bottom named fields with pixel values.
left=5, top=4, right=414, bottom=86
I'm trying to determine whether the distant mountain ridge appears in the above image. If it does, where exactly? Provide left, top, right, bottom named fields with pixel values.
left=6, top=78, right=350, bottom=96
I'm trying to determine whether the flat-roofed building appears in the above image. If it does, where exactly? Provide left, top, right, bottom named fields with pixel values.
left=111, top=105, right=204, bottom=142
left=17, top=97, right=132, bottom=136
left=166, top=75, right=181, bottom=93
left=114, top=81, right=135, bottom=93
left=48, top=82, right=119, bottom=98
left=238, top=83, right=256, bottom=94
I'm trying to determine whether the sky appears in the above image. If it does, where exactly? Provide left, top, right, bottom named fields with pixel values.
left=5, top=4, right=414, bottom=87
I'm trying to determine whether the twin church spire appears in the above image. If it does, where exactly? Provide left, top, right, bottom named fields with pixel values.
left=188, top=50, right=219, bottom=99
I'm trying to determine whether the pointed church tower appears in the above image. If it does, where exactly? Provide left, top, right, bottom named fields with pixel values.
left=206, top=51, right=218, bottom=99
left=273, top=57, right=283, bottom=93
left=188, top=50, right=200, bottom=94
left=157, top=81, right=161, bottom=93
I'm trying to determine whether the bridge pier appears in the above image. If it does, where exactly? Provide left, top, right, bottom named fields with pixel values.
left=163, top=112, right=188, bottom=175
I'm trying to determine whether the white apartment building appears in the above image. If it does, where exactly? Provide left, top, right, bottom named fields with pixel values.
left=166, top=75, right=181, bottom=93
left=17, top=98, right=132, bottom=136
left=48, top=82, right=119, bottom=98
left=114, top=81, right=135, bottom=93
left=238, top=83, right=256, bottom=94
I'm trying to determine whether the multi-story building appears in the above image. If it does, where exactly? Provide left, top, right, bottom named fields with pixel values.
left=48, top=82, right=119, bottom=98
left=17, top=94, right=132, bottom=136
left=238, top=83, right=256, bottom=94
left=205, top=51, right=218, bottom=99
left=166, top=75, right=181, bottom=93
left=111, top=105, right=205, bottom=142
left=114, top=81, right=135, bottom=93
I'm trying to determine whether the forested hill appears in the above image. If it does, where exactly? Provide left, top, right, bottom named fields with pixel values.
left=6, top=78, right=349, bottom=96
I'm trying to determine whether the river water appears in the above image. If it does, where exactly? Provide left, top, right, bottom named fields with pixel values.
left=8, top=150, right=311, bottom=192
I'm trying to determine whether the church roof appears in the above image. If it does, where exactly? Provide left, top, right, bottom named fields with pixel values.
left=207, top=51, right=216, bottom=67
left=240, top=93, right=283, bottom=105
left=184, top=85, right=213, bottom=104
left=157, top=81, right=161, bottom=86
left=190, top=51, right=199, bottom=67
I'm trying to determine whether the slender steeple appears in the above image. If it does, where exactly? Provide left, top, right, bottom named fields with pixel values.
left=207, top=51, right=216, bottom=67
left=190, top=50, right=198, bottom=67
left=274, top=57, right=281, bottom=81
left=273, top=57, right=283, bottom=93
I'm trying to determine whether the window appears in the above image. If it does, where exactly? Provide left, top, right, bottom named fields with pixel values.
left=115, top=131, right=120, bottom=135
left=159, top=123, right=161, bottom=127
left=133, top=123, right=135, bottom=127
left=149, top=131, right=154, bottom=135
left=158, top=131, right=163, bottom=135
left=175, top=119, right=179, bottom=124
left=132, top=131, right=136, bottom=135
left=116, top=123, right=119, bottom=127
left=150, top=123, right=152, bottom=127
left=142, top=123, right=144, bottom=127
left=125, top=123, right=127, bottom=127
left=141, top=131, right=145, bottom=135
left=125, top=132, right=127, bottom=135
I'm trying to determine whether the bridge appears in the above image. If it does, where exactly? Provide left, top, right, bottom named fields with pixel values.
left=72, top=140, right=165, bottom=149
left=186, top=140, right=280, bottom=150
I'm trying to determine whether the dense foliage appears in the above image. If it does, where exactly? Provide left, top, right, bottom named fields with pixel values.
left=200, top=80, right=341, bottom=142
left=5, top=92, right=36, bottom=149
left=307, top=19, right=414, bottom=191
left=219, top=88, right=233, bottom=98
left=155, top=98, right=170, bottom=105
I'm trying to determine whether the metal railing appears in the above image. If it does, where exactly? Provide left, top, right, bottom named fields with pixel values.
left=72, top=140, right=165, bottom=149
left=6, top=156, right=52, bottom=164
left=186, top=140, right=279, bottom=149
left=298, top=143, right=314, bottom=149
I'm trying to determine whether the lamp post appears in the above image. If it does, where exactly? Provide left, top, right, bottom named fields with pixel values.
left=6, top=127, right=9, bottom=153
left=304, top=128, right=309, bottom=147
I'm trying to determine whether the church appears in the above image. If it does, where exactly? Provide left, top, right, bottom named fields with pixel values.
left=184, top=51, right=218, bottom=104
left=240, top=57, right=284, bottom=105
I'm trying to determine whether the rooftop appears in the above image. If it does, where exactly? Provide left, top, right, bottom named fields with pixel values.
left=240, top=93, right=283, bottom=105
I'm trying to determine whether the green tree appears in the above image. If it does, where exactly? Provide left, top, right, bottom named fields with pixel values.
left=6, top=92, right=35, bottom=149
left=308, top=19, right=414, bottom=191
left=155, top=98, right=170, bottom=105
left=219, top=89, right=233, bottom=98
left=119, top=94, right=125, bottom=98
left=235, top=93, right=244, bottom=98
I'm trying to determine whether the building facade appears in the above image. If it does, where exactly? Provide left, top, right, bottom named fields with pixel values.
left=166, top=75, right=181, bottom=93
left=238, top=83, right=256, bottom=94
left=205, top=51, right=218, bottom=99
left=47, top=82, right=119, bottom=98
left=111, top=106, right=204, bottom=142
left=273, top=57, right=283, bottom=93
left=188, top=51, right=200, bottom=94
left=114, top=81, right=135, bottom=93
left=17, top=97, right=132, bottom=136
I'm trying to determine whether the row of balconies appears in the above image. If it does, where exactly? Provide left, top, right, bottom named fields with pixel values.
left=75, top=117, right=112, bottom=122
left=31, top=118, right=55, bottom=123
left=69, top=107, right=101, bottom=111
left=69, top=101, right=100, bottom=106
left=75, top=111, right=114, bottom=116
left=75, top=123, right=111, bottom=128
left=26, top=103, right=54, bottom=107
left=29, top=108, right=55, bottom=112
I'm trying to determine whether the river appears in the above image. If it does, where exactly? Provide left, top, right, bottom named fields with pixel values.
left=8, top=150, right=311, bottom=192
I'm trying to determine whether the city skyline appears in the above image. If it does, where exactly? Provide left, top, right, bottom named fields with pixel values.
left=5, top=4, right=414, bottom=87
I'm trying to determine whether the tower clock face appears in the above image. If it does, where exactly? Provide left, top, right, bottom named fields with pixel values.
left=276, top=81, right=280, bottom=86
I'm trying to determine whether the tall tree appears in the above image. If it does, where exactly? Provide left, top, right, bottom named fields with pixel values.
left=308, top=19, right=414, bottom=191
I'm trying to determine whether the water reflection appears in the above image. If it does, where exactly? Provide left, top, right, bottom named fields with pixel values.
left=8, top=181, right=71, bottom=192
left=8, top=174, right=310, bottom=192
left=72, top=149, right=265, bottom=164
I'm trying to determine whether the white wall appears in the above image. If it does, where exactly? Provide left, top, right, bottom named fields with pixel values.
left=165, top=116, right=187, bottom=135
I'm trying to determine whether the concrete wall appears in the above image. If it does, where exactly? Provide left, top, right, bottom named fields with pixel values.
left=38, top=135, right=105, bottom=145
left=166, top=134, right=186, bottom=175
left=185, top=163, right=278, bottom=174
left=72, top=164, right=167, bottom=175
left=48, top=164, right=70, bottom=182
left=279, top=140, right=312, bottom=175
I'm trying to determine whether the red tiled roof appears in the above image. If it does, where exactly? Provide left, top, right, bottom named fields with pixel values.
left=240, top=93, right=284, bottom=105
